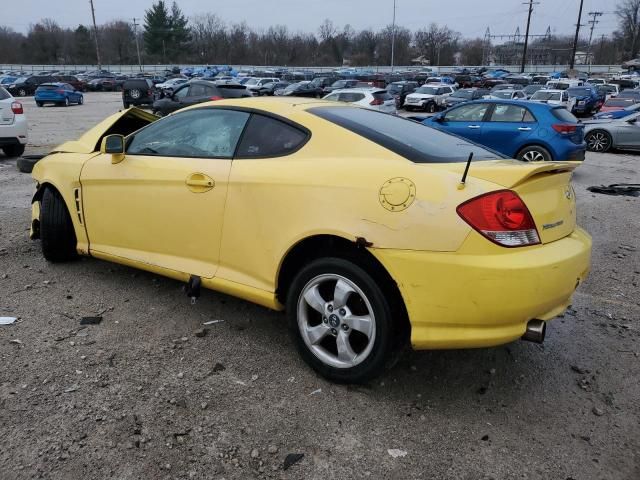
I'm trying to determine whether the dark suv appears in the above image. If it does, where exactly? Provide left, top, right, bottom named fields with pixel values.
left=122, top=79, right=155, bottom=108
left=6, top=75, right=55, bottom=96
left=152, top=80, right=251, bottom=116
left=387, top=81, right=419, bottom=108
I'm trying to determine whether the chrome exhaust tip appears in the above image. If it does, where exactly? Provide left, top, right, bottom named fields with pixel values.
left=522, top=319, right=546, bottom=344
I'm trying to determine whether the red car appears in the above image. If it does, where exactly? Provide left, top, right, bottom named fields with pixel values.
left=599, top=98, right=637, bottom=113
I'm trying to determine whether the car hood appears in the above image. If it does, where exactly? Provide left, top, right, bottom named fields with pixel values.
left=581, top=118, right=615, bottom=125
left=51, top=107, right=158, bottom=154
left=407, top=93, right=436, bottom=99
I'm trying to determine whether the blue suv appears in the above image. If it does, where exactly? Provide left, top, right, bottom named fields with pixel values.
left=567, top=85, right=603, bottom=116
left=424, top=99, right=585, bottom=162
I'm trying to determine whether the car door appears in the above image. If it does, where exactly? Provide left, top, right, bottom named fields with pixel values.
left=480, top=104, right=536, bottom=157
left=435, top=102, right=491, bottom=142
left=80, top=107, right=251, bottom=278
left=616, top=115, right=640, bottom=147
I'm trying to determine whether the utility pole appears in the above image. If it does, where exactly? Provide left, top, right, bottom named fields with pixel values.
left=89, top=0, right=102, bottom=70
left=390, top=0, right=397, bottom=72
left=570, top=0, right=585, bottom=70
left=132, top=18, right=143, bottom=72
left=521, top=0, right=539, bottom=73
left=586, top=11, right=603, bottom=72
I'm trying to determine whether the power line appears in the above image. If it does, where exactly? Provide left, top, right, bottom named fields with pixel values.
left=570, top=0, right=585, bottom=70
left=521, top=0, right=540, bottom=73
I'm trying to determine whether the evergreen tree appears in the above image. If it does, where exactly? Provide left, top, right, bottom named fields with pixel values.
left=143, top=1, right=189, bottom=62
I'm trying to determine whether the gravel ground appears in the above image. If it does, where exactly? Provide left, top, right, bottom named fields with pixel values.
left=0, top=93, right=639, bottom=480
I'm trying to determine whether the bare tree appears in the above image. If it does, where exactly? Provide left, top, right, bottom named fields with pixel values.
left=617, top=0, right=640, bottom=58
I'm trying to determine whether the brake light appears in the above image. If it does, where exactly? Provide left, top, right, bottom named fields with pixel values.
left=147, top=90, right=152, bottom=97
left=56, top=89, right=64, bottom=94
left=457, top=190, right=540, bottom=247
left=11, top=102, right=23, bottom=114
left=209, top=96, right=223, bottom=101
left=370, top=98, right=384, bottom=106
left=552, top=124, right=577, bottom=134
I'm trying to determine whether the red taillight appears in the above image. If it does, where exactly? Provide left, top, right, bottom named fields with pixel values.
left=11, top=102, right=23, bottom=114
left=370, top=98, right=384, bottom=106
left=56, top=89, right=64, bottom=94
left=552, top=124, right=577, bottom=135
left=209, top=96, right=223, bottom=101
left=147, top=90, right=152, bottom=97
left=457, top=190, right=540, bottom=247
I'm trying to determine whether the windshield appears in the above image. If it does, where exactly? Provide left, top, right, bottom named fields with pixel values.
left=524, top=85, right=543, bottom=94
left=332, top=80, right=348, bottom=88
left=605, top=99, right=635, bottom=107
left=309, top=106, right=503, bottom=163
left=532, top=91, right=560, bottom=101
left=567, top=87, right=592, bottom=97
left=415, top=86, right=439, bottom=95
left=493, top=91, right=514, bottom=99
left=387, top=84, right=403, bottom=93
left=0, top=77, right=17, bottom=84
left=452, top=90, right=474, bottom=99
left=547, top=82, right=571, bottom=90
left=245, top=78, right=258, bottom=85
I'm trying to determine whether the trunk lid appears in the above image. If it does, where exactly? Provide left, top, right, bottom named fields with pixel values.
left=0, top=99, right=14, bottom=126
left=52, top=107, right=157, bottom=154
left=434, top=160, right=578, bottom=244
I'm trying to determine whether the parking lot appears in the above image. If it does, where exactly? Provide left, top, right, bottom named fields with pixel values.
left=0, top=92, right=639, bottom=479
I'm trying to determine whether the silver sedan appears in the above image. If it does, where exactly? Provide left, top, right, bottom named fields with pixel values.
left=583, top=112, right=640, bottom=152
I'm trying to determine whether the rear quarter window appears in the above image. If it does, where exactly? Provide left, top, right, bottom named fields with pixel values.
left=551, top=108, right=579, bottom=123
left=309, top=106, right=503, bottom=163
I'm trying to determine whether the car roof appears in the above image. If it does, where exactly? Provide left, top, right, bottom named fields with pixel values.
left=329, top=88, right=378, bottom=94
left=38, top=82, right=65, bottom=87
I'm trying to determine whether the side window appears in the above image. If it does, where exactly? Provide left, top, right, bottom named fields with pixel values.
left=339, top=92, right=365, bottom=102
left=324, top=93, right=340, bottom=102
left=188, top=84, right=207, bottom=96
left=173, top=86, right=189, bottom=99
left=443, top=103, right=489, bottom=122
left=127, top=108, right=250, bottom=158
left=236, top=114, right=308, bottom=158
left=490, top=105, right=533, bottom=123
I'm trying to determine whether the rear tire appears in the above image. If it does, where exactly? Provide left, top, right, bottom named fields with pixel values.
left=585, top=130, right=612, bottom=153
left=63, top=97, right=70, bottom=107
left=78, top=96, right=84, bottom=105
left=40, top=188, right=78, bottom=262
left=2, top=144, right=25, bottom=158
left=517, top=145, right=552, bottom=162
left=36, top=101, right=43, bottom=107
left=286, top=257, right=395, bottom=383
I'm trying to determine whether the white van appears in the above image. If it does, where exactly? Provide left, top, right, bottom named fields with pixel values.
left=545, top=80, right=584, bottom=90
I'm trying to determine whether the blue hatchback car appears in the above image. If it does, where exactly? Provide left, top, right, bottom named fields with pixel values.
left=34, top=82, right=84, bottom=107
left=424, top=99, right=586, bottom=162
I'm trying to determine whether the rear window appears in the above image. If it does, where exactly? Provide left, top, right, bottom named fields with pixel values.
left=551, top=108, right=578, bottom=123
left=309, top=106, right=503, bottom=163
left=604, top=98, right=635, bottom=107
left=37, top=84, right=59, bottom=91
left=124, top=80, right=150, bottom=89
left=373, top=91, right=393, bottom=101
left=567, top=88, right=592, bottom=97
left=0, top=87, right=10, bottom=100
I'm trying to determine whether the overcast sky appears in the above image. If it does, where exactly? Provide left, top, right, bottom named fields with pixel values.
left=3, top=0, right=621, bottom=40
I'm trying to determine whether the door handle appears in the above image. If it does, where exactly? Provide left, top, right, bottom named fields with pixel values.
left=186, top=173, right=215, bottom=192
left=468, top=125, right=480, bottom=129
left=518, top=127, right=532, bottom=131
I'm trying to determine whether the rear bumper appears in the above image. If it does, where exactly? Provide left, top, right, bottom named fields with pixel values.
left=371, top=228, right=592, bottom=350
left=0, top=115, right=28, bottom=145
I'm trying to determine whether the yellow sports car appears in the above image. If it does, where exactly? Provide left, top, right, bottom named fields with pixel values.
left=30, top=98, right=591, bottom=383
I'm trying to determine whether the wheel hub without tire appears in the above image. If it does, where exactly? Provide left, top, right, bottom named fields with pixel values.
left=298, top=274, right=376, bottom=369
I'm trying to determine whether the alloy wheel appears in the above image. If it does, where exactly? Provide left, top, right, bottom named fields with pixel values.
left=297, top=274, right=376, bottom=369
left=587, top=132, right=610, bottom=152
left=522, top=150, right=546, bottom=162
